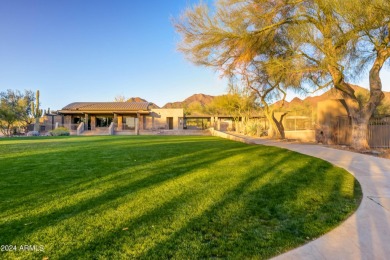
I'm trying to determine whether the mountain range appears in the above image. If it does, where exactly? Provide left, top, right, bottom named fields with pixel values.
left=163, top=93, right=215, bottom=109
left=274, top=85, right=390, bottom=109
left=125, top=97, right=160, bottom=109
left=129, top=86, right=390, bottom=112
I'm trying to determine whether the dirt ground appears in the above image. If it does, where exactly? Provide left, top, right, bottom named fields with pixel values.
left=384, top=150, right=390, bottom=159
left=322, top=144, right=390, bottom=159
left=238, top=133, right=390, bottom=160
left=285, top=138, right=390, bottom=160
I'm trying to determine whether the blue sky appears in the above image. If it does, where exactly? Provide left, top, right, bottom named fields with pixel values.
left=0, top=0, right=389, bottom=110
left=0, top=0, right=224, bottom=110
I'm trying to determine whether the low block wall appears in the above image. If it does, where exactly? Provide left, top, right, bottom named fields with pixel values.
left=210, top=129, right=254, bottom=144
left=285, top=130, right=316, bottom=142
left=212, top=129, right=316, bottom=144
left=159, top=130, right=211, bottom=136
left=140, top=129, right=211, bottom=136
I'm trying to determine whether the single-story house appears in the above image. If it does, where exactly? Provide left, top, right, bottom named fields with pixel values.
left=37, top=101, right=251, bottom=135
left=56, top=102, right=184, bottom=134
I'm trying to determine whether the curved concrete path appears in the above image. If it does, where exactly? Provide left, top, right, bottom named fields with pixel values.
left=222, top=133, right=390, bottom=260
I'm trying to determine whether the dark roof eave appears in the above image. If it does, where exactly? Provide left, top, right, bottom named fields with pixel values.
left=58, top=110, right=150, bottom=115
left=61, top=102, right=150, bottom=111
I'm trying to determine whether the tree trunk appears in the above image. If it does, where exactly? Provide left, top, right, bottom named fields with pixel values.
left=33, top=117, right=40, bottom=132
left=5, top=123, right=12, bottom=137
left=265, top=111, right=286, bottom=139
left=328, top=47, right=388, bottom=150
left=350, top=113, right=370, bottom=150
left=347, top=48, right=388, bottom=150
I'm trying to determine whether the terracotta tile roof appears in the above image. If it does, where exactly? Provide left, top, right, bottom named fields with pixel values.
left=61, top=102, right=150, bottom=111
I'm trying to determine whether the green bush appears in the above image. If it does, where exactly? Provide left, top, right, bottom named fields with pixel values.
left=50, top=127, right=70, bottom=136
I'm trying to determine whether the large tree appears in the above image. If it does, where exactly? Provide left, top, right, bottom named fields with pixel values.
left=290, top=0, right=390, bottom=149
left=207, top=82, right=259, bottom=131
left=114, top=95, right=127, bottom=102
left=175, top=0, right=312, bottom=139
left=0, top=89, right=34, bottom=136
left=176, top=0, right=390, bottom=149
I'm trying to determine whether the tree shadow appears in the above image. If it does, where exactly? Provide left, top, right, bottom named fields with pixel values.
left=0, top=137, right=362, bottom=259
left=0, top=136, right=235, bottom=204
left=138, top=154, right=361, bottom=259
left=0, top=141, right=262, bottom=253
left=56, top=148, right=289, bottom=259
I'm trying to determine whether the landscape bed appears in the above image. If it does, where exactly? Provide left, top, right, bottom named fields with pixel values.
left=0, top=136, right=362, bottom=259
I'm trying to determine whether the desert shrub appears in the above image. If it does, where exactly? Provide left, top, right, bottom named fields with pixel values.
left=244, top=121, right=266, bottom=136
left=50, top=127, right=70, bottom=136
left=26, top=131, right=40, bottom=136
left=244, top=122, right=256, bottom=136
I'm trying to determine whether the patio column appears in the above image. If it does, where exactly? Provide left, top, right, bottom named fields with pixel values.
left=84, top=114, right=89, bottom=131
left=91, top=116, right=96, bottom=130
left=135, top=113, right=140, bottom=135
left=118, top=115, right=123, bottom=131
left=113, top=113, right=118, bottom=129
left=140, top=115, right=145, bottom=130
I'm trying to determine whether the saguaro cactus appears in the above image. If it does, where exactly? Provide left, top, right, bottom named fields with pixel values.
left=31, top=90, right=43, bottom=131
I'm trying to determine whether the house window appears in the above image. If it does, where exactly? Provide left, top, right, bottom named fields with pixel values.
left=96, top=116, right=113, bottom=127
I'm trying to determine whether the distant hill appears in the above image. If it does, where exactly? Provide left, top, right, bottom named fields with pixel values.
left=275, top=85, right=390, bottom=110
left=127, top=97, right=160, bottom=109
left=163, top=93, right=215, bottom=109
left=127, top=97, right=147, bottom=103
left=127, top=86, right=390, bottom=114
left=273, top=88, right=341, bottom=109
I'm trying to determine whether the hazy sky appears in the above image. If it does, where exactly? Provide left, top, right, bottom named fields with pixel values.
left=0, top=0, right=389, bottom=110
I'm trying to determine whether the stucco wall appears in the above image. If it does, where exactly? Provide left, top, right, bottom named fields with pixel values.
left=316, top=99, right=349, bottom=144
left=149, top=108, right=184, bottom=130
left=317, top=99, right=348, bottom=126
left=285, top=130, right=316, bottom=142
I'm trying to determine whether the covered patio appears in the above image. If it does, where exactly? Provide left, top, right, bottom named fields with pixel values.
left=58, top=102, right=151, bottom=134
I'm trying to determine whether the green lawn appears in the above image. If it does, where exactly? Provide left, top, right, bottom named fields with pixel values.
left=0, top=136, right=361, bottom=259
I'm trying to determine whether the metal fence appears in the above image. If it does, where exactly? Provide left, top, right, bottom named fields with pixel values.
left=185, top=118, right=210, bottom=130
left=335, top=116, right=390, bottom=148
left=368, top=117, right=390, bottom=148
left=282, top=110, right=316, bottom=131
left=335, top=116, right=351, bottom=145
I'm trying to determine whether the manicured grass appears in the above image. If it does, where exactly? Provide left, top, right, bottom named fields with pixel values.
left=0, top=136, right=361, bottom=259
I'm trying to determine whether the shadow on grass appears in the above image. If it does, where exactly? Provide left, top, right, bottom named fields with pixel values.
left=0, top=137, right=361, bottom=259
left=0, top=142, right=261, bottom=244
left=137, top=158, right=361, bottom=259
left=0, top=137, right=235, bottom=196
left=0, top=135, right=220, bottom=160
left=56, top=148, right=290, bottom=259
left=0, top=139, right=251, bottom=216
